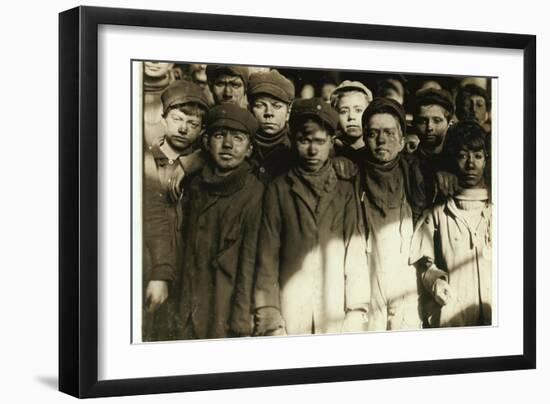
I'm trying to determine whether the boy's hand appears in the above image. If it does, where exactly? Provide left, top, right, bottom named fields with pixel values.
left=333, top=157, right=358, bottom=179
left=145, top=280, right=169, bottom=312
left=168, top=165, right=185, bottom=202
left=342, top=310, right=368, bottom=332
left=433, top=279, right=453, bottom=306
left=405, top=134, right=420, bottom=154
left=435, top=171, right=459, bottom=197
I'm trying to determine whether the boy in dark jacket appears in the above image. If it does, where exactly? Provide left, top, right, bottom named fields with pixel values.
left=254, top=98, right=370, bottom=336
left=178, top=104, right=263, bottom=339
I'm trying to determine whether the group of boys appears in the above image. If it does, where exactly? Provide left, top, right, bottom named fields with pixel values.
left=142, top=62, right=493, bottom=341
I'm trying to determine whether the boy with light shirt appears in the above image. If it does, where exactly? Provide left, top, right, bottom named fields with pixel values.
left=359, top=97, right=426, bottom=331
left=410, top=121, right=492, bottom=327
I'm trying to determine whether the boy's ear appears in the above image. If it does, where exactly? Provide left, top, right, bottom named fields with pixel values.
left=246, top=139, right=253, bottom=158
left=202, top=133, right=209, bottom=150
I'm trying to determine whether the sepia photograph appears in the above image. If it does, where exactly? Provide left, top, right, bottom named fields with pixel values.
left=135, top=60, right=495, bottom=343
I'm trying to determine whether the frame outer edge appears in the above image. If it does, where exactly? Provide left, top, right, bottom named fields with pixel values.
left=523, top=34, right=536, bottom=368
left=58, top=5, right=538, bottom=398
left=58, top=6, right=81, bottom=398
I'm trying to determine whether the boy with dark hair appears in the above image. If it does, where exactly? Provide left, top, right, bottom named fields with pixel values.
left=408, top=88, right=455, bottom=202
left=410, top=120, right=492, bottom=327
left=178, top=103, right=263, bottom=339
left=254, top=98, right=370, bottom=336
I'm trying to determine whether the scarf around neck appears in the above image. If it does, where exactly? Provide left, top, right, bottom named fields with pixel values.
left=294, top=160, right=337, bottom=198
left=363, top=155, right=403, bottom=215
left=200, top=161, right=250, bottom=196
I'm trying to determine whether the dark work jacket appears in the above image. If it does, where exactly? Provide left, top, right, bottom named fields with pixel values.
left=403, top=149, right=449, bottom=205
left=250, top=127, right=296, bottom=184
left=179, top=163, right=264, bottom=339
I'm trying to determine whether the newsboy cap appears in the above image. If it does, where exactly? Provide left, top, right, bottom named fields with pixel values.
left=160, top=79, right=210, bottom=113
left=248, top=69, right=295, bottom=104
left=289, top=97, right=339, bottom=133
left=330, top=80, right=373, bottom=107
left=206, top=65, right=249, bottom=88
left=414, top=88, right=455, bottom=116
left=207, top=103, right=259, bottom=137
left=362, top=97, right=407, bottom=136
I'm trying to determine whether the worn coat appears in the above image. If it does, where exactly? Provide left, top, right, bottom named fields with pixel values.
left=179, top=163, right=264, bottom=339
left=254, top=162, right=370, bottom=335
left=410, top=197, right=492, bottom=327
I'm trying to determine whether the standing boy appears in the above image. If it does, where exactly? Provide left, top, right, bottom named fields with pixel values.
left=410, top=121, right=492, bottom=327
left=143, top=79, right=210, bottom=341
left=178, top=104, right=263, bottom=339
left=254, top=98, right=370, bottom=336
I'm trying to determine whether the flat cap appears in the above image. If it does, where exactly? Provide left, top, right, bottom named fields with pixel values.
left=248, top=69, right=295, bottom=104
left=160, top=79, right=210, bottom=112
left=206, top=65, right=249, bottom=88
left=415, top=88, right=455, bottom=116
left=289, top=97, right=339, bottom=133
left=207, top=103, right=259, bottom=137
left=362, top=97, right=407, bottom=136
left=330, top=80, right=373, bottom=107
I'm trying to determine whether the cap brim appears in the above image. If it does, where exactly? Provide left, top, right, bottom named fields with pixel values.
left=249, top=83, right=291, bottom=103
left=166, top=95, right=209, bottom=110
left=208, top=118, right=250, bottom=135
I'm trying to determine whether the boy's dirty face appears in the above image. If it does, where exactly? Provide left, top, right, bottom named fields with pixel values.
left=294, top=119, right=334, bottom=172
left=251, top=95, right=290, bottom=136
left=364, top=113, right=404, bottom=164
left=206, top=128, right=252, bottom=174
left=458, top=94, right=489, bottom=125
left=336, top=91, right=368, bottom=139
left=455, top=147, right=486, bottom=188
left=164, top=108, right=203, bottom=152
left=211, top=74, right=246, bottom=106
left=144, top=62, right=174, bottom=78
left=415, top=104, right=449, bottom=150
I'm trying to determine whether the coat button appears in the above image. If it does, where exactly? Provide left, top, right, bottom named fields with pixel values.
left=259, top=167, right=266, bottom=173
left=168, top=159, right=174, bottom=165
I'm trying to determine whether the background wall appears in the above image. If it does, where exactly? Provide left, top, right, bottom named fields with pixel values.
left=0, top=1, right=546, bottom=402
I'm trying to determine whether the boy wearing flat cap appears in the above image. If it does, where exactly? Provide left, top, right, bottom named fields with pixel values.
left=142, top=79, right=210, bottom=341
left=409, top=88, right=455, bottom=202
left=330, top=80, right=373, bottom=163
left=206, top=65, right=249, bottom=108
left=359, top=97, right=426, bottom=331
left=177, top=103, right=263, bottom=340
left=248, top=69, right=296, bottom=182
left=254, top=98, right=370, bottom=336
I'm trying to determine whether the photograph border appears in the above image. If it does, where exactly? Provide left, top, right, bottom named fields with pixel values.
left=59, top=5, right=536, bottom=398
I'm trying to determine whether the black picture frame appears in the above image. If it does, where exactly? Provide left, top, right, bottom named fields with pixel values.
left=59, top=5, right=536, bottom=399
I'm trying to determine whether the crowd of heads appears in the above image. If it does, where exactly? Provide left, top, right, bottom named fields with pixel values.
left=144, top=60, right=492, bottom=184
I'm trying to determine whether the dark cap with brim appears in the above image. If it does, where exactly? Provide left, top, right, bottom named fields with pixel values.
left=290, top=97, right=339, bottom=133
left=207, top=104, right=258, bottom=137
left=248, top=69, right=295, bottom=104
left=415, top=88, right=455, bottom=116
left=206, top=65, right=249, bottom=88
left=362, top=97, right=407, bottom=136
left=161, top=80, right=210, bottom=112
